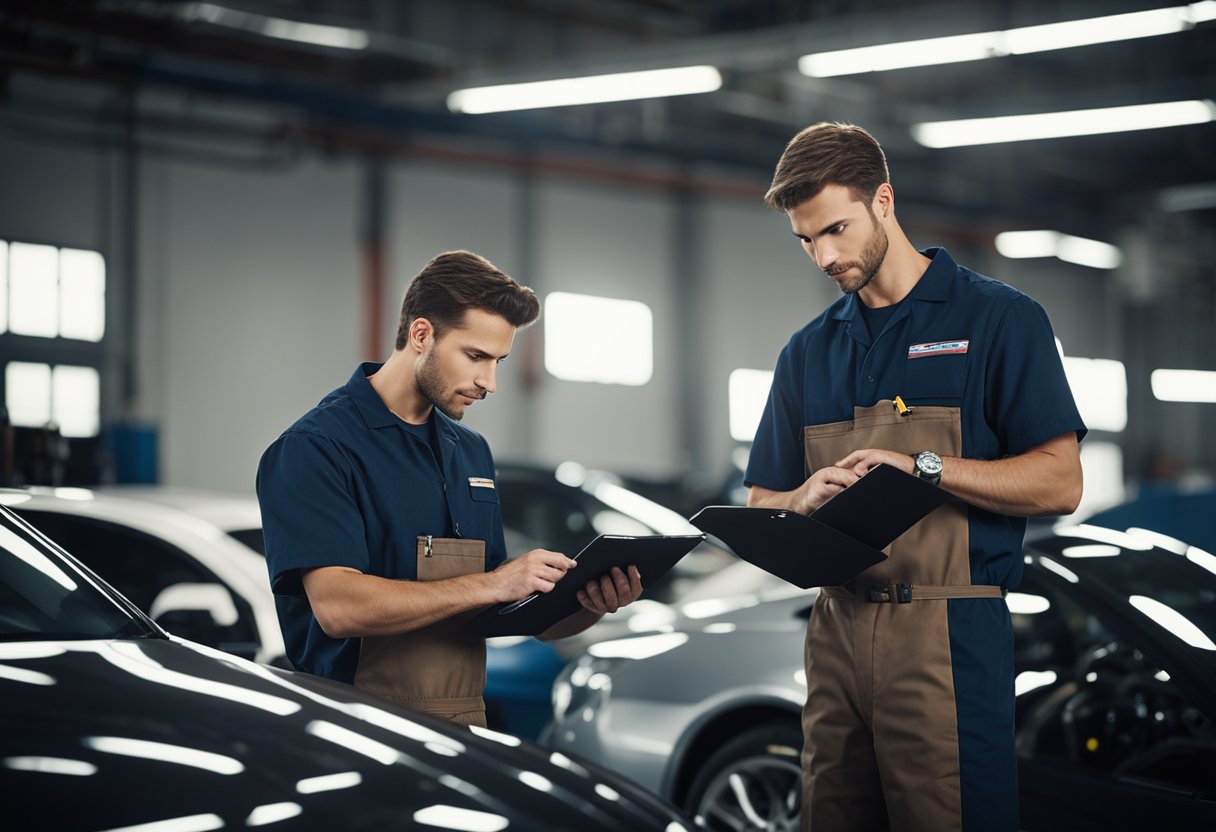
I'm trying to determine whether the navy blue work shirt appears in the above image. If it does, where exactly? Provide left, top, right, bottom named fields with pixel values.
left=746, top=247, right=1086, bottom=589
left=257, top=362, right=507, bottom=684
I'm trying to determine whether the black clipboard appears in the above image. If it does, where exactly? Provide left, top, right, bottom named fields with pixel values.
left=689, top=464, right=952, bottom=588
left=468, top=534, right=705, bottom=637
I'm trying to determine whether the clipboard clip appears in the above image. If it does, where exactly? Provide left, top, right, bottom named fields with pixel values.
left=892, top=396, right=912, bottom=417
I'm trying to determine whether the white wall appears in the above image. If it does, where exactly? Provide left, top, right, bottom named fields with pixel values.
left=139, top=157, right=362, bottom=492
left=528, top=178, right=683, bottom=475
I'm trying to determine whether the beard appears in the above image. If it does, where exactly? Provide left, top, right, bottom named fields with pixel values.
left=415, top=348, right=481, bottom=421
left=828, top=213, right=889, bottom=295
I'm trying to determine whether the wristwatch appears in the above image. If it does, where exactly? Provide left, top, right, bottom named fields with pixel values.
left=913, top=450, right=943, bottom=486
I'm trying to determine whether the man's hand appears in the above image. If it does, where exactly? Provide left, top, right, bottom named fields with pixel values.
left=792, top=466, right=860, bottom=514
left=490, top=549, right=577, bottom=603
left=835, top=448, right=913, bottom=478
left=576, top=565, right=643, bottom=615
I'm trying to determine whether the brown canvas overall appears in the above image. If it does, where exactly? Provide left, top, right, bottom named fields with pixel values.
left=353, top=536, right=488, bottom=728
left=800, top=400, right=1003, bottom=832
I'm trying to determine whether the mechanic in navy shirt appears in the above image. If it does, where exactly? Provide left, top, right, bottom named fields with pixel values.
left=258, top=251, right=642, bottom=727
left=745, top=124, right=1084, bottom=831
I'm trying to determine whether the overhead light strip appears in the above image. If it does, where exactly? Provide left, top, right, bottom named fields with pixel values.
left=800, top=2, right=1216, bottom=77
left=995, top=230, right=1123, bottom=269
left=1151, top=369, right=1216, bottom=403
left=447, top=66, right=722, bottom=114
left=913, top=99, right=1215, bottom=147
left=188, top=3, right=370, bottom=50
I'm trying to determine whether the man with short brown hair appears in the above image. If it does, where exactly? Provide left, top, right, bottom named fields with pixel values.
left=747, top=123, right=1085, bottom=830
left=258, top=250, right=642, bottom=727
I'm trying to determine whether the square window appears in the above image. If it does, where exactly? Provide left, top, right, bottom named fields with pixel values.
left=729, top=369, right=774, bottom=442
left=0, top=239, right=8, bottom=335
left=9, top=242, right=59, bottom=338
left=52, top=365, right=101, bottom=438
left=59, top=249, right=106, bottom=342
left=544, top=292, right=653, bottom=386
left=5, top=362, right=52, bottom=427
left=1062, top=356, right=1127, bottom=432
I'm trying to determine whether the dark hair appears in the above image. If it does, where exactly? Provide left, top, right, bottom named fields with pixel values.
left=395, top=250, right=540, bottom=349
left=764, top=122, right=890, bottom=211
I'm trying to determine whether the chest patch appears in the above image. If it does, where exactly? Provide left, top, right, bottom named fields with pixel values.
left=908, top=339, right=969, bottom=358
left=468, top=477, right=496, bottom=489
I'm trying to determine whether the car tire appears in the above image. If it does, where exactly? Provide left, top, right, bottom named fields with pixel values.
left=685, top=721, right=802, bottom=832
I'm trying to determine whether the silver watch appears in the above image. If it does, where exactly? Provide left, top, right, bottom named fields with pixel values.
left=913, top=450, right=943, bottom=486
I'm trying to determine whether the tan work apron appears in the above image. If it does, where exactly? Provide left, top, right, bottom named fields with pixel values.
left=353, top=536, right=488, bottom=728
left=800, top=400, right=1003, bottom=832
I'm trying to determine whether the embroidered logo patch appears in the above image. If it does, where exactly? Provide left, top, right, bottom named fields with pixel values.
left=908, top=340, right=969, bottom=358
left=468, top=477, right=496, bottom=489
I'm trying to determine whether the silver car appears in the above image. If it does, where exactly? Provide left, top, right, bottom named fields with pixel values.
left=543, top=525, right=1216, bottom=831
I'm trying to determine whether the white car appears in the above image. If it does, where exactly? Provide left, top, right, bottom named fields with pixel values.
left=0, top=486, right=285, bottom=666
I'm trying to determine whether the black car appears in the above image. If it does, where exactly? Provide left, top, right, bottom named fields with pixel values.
left=544, top=523, right=1216, bottom=831
left=0, top=504, right=696, bottom=831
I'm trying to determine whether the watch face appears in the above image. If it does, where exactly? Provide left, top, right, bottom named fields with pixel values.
left=917, top=452, right=943, bottom=475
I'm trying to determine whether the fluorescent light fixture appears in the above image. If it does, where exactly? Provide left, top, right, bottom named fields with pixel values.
left=1151, top=368, right=1216, bottom=402
left=189, top=3, right=369, bottom=49
left=913, top=100, right=1215, bottom=147
left=996, top=230, right=1122, bottom=269
left=800, top=3, right=1216, bottom=77
left=448, top=65, right=721, bottom=114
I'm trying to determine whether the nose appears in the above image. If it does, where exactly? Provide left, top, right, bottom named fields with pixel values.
left=476, top=363, right=497, bottom=395
left=813, top=241, right=837, bottom=271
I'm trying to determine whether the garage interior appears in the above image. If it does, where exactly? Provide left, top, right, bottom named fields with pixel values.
left=1, top=0, right=1212, bottom=509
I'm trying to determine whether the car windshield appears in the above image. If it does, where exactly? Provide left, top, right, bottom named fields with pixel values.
left=0, top=506, right=153, bottom=641
left=1040, top=538, right=1216, bottom=647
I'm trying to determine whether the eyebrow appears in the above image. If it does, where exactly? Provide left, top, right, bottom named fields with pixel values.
left=793, top=218, right=849, bottom=241
left=466, top=345, right=511, bottom=361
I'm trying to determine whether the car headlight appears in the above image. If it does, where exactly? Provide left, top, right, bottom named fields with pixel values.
left=552, top=654, right=620, bottom=721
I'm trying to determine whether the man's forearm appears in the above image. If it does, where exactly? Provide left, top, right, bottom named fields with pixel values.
left=936, top=435, right=1082, bottom=516
left=303, top=567, right=499, bottom=639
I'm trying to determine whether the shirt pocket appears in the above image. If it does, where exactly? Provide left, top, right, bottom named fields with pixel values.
left=903, top=354, right=967, bottom=404
left=468, top=480, right=500, bottom=505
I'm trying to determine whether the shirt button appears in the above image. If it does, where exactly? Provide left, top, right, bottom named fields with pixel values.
left=866, top=375, right=875, bottom=383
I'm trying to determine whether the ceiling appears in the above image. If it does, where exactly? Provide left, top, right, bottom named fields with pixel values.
left=2, top=0, right=1214, bottom=252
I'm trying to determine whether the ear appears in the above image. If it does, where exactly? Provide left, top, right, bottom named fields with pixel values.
left=873, top=183, right=894, bottom=218
left=410, top=317, right=435, bottom=353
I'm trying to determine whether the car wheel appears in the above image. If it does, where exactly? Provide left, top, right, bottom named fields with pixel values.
left=685, top=721, right=802, bottom=832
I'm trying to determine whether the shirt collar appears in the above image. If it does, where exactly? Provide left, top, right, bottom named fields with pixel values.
left=346, top=362, right=461, bottom=446
left=830, top=246, right=956, bottom=322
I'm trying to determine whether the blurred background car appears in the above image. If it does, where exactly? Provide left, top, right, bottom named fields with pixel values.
left=543, top=525, right=1216, bottom=832
left=0, top=500, right=699, bottom=831
left=2, top=462, right=742, bottom=739
left=486, top=461, right=740, bottom=738
left=3, top=486, right=285, bottom=666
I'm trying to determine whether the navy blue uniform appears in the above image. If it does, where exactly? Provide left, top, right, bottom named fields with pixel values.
left=257, top=362, right=507, bottom=685
left=747, top=248, right=1085, bottom=831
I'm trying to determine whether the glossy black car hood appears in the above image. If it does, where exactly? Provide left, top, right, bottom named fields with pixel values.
left=0, top=634, right=690, bottom=831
